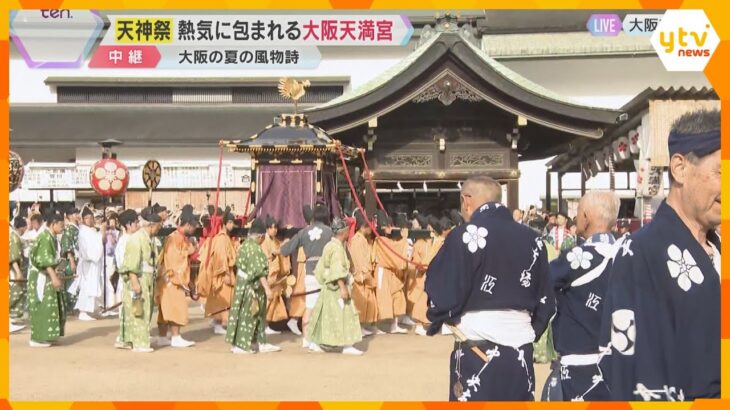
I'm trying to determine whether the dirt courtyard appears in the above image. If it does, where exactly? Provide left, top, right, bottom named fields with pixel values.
left=9, top=307, right=550, bottom=401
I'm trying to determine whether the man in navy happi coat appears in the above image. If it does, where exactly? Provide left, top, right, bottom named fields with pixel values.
left=425, top=176, right=555, bottom=401
left=599, top=109, right=721, bottom=401
left=549, top=191, right=620, bottom=401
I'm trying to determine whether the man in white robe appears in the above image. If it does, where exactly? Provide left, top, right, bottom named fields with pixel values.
left=71, top=207, right=105, bottom=321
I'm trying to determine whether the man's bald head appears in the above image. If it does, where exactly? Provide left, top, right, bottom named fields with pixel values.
left=463, top=176, right=502, bottom=203
left=575, top=191, right=620, bottom=238
left=461, top=176, right=502, bottom=221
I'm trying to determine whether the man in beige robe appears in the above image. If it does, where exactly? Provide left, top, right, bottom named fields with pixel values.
left=349, top=211, right=378, bottom=336
left=261, top=216, right=295, bottom=335
left=286, top=206, right=312, bottom=332
left=156, top=211, right=197, bottom=348
left=407, top=215, right=449, bottom=336
left=373, top=211, right=410, bottom=334
left=197, top=212, right=237, bottom=335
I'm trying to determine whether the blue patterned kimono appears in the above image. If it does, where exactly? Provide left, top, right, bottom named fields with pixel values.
left=550, top=232, right=616, bottom=401
left=425, top=202, right=555, bottom=401
left=599, top=201, right=720, bottom=401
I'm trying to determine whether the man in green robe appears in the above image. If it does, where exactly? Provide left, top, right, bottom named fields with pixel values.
left=60, top=207, right=80, bottom=312
left=119, top=208, right=161, bottom=353
left=10, top=218, right=27, bottom=332
left=306, top=217, right=363, bottom=355
left=225, top=218, right=279, bottom=354
left=27, top=210, right=67, bottom=347
left=113, top=209, right=138, bottom=349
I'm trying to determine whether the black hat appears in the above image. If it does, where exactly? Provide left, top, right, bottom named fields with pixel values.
left=449, top=209, right=464, bottom=226
left=375, top=210, right=391, bottom=228
left=65, top=206, right=80, bottom=217
left=13, top=217, right=27, bottom=229
left=118, top=209, right=138, bottom=226
left=179, top=212, right=198, bottom=226
left=353, top=209, right=368, bottom=229
left=415, top=213, right=430, bottom=229
left=223, top=210, right=236, bottom=224
left=43, top=208, right=64, bottom=224
left=393, top=213, right=408, bottom=229
left=180, top=204, right=200, bottom=226
left=440, top=216, right=454, bottom=230
left=249, top=218, right=266, bottom=235
left=141, top=207, right=162, bottom=223
left=313, top=204, right=330, bottom=225
left=265, top=214, right=278, bottom=228
left=302, top=205, right=313, bottom=224
left=430, top=216, right=454, bottom=235
left=449, top=209, right=463, bottom=226
left=152, top=202, right=168, bottom=214
left=81, top=206, right=94, bottom=218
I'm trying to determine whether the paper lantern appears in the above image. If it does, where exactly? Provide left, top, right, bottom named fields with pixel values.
left=628, top=128, right=640, bottom=155
left=90, top=158, right=129, bottom=197
left=9, top=150, right=24, bottom=192
left=611, top=140, right=621, bottom=162
left=615, top=136, right=631, bottom=160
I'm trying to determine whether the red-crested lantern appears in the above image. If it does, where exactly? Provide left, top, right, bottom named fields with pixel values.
left=90, top=157, right=129, bottom=196
left=9, top=150, right=24, bottom=192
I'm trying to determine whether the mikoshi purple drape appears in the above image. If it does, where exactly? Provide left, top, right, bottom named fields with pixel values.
left=256, top=164, right=315, bottom=227
left=321, top=166, right=342, bottom=220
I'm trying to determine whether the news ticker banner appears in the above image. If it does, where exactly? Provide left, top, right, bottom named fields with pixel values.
left=10, top=12, right=414, bottom=69
left=9, top=9, right=721, bottom=72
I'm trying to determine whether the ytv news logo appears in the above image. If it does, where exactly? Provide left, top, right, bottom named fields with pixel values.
left=650, top=10, right=718, bottom=72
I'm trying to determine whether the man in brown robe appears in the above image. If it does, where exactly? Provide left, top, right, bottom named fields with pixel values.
left=261, top=216, right=294, bottom=335
left=197, top=211, right=237, bottom=335
left=348, top=210, right=378, bottom=336
left=406, top=214, right=431, bottom=336
left=408, top=215, right=450, bottom=336
left=373, top=211, right=410, bottom=334
left=156, top=211, right=197, bottom=348
left=286, top=206, right=312, bottom=331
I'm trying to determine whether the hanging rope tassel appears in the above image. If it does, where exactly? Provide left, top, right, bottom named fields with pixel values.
left=336, top=142, right=426, bottom=270
left=202, top=144, right=227, bottom=271
left=359, top=149, right=389, bottom=219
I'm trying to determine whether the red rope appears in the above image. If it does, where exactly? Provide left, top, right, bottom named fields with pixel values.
left=359, top=149, right=388, bottom=218
left=203, top=144, right=226, bottom=269
left=336, top=142, right=426, bottom=270
left=237, top=187, right=252, bottom=226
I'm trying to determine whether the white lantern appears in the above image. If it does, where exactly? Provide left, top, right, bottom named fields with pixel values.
left=629, top=128, right=640, bottom=155
left=615, top=136, right=631, bottom=160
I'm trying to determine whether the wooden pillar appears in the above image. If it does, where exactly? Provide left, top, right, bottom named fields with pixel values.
left=626, top=171, right=631, bottom=190
left=507, top=180, right=519, bottom=210
left=557, top=172, right=564, bottom=213
left=545, top=171, right=552, bottom=212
